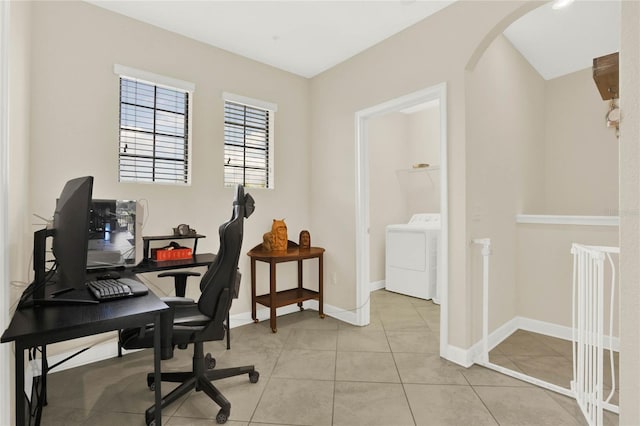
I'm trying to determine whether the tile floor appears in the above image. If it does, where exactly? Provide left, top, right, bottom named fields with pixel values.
left=41, top=290, right=618, bottom=425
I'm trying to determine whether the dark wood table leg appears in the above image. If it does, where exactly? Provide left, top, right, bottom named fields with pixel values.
left=319, top=254, right=325, bottom=319
left=251, top=258, right=257, bottom=323
left=297, top=259, right=304, bottom=311
left=269, top=261, right=277, bottom=333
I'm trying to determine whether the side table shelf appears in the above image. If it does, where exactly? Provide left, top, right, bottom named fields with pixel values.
left=248, top=240, right=325, bottom=333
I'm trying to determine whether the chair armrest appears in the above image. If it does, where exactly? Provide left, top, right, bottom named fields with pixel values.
left=158, top=271, right=201, bottom=279
left=158, top=271, right=201, bottom=297
left=161, top=296, right=196, bottom=306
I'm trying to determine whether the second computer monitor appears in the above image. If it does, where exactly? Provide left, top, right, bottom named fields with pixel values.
left=87, top=199, right=143, bottom=269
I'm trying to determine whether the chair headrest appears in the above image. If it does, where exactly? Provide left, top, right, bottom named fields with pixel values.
left=233, top=184, right=255, bottom=219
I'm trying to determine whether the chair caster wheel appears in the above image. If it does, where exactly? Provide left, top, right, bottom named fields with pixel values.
left=146, top=375, right=155, bottom=391
left=205, top=353, right=216, bottom=369
left=249, top=371, right=260, bottom=383
left=216, top=409, right=229, bottom=424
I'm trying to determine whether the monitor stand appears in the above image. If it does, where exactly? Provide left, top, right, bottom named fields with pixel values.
left=18, top=228, right=98, bottom=309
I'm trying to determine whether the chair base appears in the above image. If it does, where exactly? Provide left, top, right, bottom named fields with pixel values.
left=144, top=344, right=259, bottom=425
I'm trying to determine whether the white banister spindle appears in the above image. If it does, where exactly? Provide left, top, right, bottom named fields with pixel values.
left=473, top=238, right=491, bottom=364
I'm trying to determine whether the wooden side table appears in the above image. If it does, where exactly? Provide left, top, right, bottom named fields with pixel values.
left=248, top=240, right=325, bottom=332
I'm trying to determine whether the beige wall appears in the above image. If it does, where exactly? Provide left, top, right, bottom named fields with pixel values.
left=310, top=1, right=530, bottom=349
left=406, top=107, right=441, bottom=214
left=24, top=1, right=311, bottom=355
left=368, top=107, right=440, bottom=283
left=5, top=2, right=33, bottom=423
left=368, top=112, right=410, bottom=283
left=516, top=224, right=619, bottom=329
left=466, top=34, right=545, bottom=340
left=8, top=1, right=31, bottom=307
left=544, top=68, right=619, bottom=215
left=619, top=0, right=640, bottom=422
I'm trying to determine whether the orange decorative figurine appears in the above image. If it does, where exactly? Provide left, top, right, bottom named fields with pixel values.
left=271, top=219, right=288, bottom=251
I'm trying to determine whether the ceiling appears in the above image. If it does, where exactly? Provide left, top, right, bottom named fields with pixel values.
left=503, top=0, right=620, bottom=80
left=87, top=0, right=620, bottom=80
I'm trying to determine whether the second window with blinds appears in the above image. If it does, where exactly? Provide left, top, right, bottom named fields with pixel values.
left=223, top=93, right=276, bottom=189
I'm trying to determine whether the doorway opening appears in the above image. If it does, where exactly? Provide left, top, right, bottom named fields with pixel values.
left=355, top=83, right=448, bottom=356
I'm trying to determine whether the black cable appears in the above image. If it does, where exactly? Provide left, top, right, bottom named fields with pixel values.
left=17, top=262, right=58, bottom=309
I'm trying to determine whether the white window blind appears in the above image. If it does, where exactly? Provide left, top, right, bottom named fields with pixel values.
left=118, top=75, right=191, bottom=184
left=223, top=95, right=275, bottom=189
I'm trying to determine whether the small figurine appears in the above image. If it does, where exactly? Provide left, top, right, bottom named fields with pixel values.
left=262, top=231, right=274, bottom=251
left=271, top=219, right=288, bottom=251
left=299, top=230, right=311, bottom=249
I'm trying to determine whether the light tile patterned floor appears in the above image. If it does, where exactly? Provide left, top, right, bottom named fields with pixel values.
left=42, top=290, right=618, bottom=425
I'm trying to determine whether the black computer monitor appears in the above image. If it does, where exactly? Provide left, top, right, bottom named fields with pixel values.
left=51, top=176, right=94, bottom=288
left=25, top=176, right=94, bottom=306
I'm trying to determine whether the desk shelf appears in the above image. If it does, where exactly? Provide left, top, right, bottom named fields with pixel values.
left=142, top=234, right=206, bottom=263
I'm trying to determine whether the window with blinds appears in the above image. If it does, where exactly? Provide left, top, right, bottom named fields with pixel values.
left=118, top=77, right=190, bottom=184
left=224, top=100, right=273, bottom=189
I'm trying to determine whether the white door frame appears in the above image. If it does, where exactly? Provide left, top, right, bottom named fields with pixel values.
left=1, top=1, right=12, bottom=424
left=355, top=83, right=448, bottom=356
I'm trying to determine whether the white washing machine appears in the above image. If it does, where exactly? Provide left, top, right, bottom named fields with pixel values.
left=385, top=213, right=440, bottom=302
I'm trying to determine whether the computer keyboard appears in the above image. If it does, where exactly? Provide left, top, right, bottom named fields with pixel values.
left=86, top=279, right=133, bottom=301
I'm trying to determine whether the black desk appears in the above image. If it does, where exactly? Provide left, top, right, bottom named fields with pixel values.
left=1, top=286, right=169, bottom=426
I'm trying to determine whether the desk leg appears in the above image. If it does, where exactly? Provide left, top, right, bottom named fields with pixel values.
left=42, top=345, right=48, bottom=405
left=251, top=259, right=257, bottom=323
left=319, top=254, right=325, bottom=319
left=153, top=313, right=162, bottom=426
left=297, top=260, right=304, bottom=311
left=15, top=342, right=25, bottom=426
left=269, top=261, right=277, bottom=333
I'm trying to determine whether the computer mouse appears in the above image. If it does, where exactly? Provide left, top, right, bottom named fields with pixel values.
left=97, top=271, right=120, bottom=280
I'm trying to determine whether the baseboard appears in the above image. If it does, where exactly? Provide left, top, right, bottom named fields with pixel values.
left=516, top=316, right=620, bottom=352
left=369, top=280, right=385, bottom=292
left=444, top=315, right=620, bottom=368
left=444, top=317, right=520, bottom=367
left=442, top=344, right=475, bottom=368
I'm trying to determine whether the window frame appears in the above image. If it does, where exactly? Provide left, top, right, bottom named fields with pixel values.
left=114, top=64, right=195, bottom=185
left=222, top=92, right=277, bottom=189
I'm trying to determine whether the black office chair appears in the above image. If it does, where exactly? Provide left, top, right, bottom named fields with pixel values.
left=120, top=185, right=258, bottom=425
